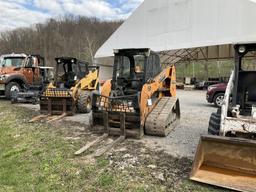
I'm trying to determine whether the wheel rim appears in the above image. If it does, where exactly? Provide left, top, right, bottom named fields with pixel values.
left=216, top=95, right=224, bottom=106
left=10, top=85, right=20, bottom=92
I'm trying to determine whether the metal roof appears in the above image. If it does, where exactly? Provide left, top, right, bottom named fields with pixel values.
left=95, top=0, right=256, bottom=64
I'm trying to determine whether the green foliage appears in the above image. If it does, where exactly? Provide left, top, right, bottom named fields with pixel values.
left=97, top=172, right=114, bottom=187
left=176, top=60, right=234, bottom=81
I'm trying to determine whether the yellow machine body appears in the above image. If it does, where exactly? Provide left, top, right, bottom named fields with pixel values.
left=40, top=57, right=99, bottom=115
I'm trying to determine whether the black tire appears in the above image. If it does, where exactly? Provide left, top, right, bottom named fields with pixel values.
left=208, top=112, right=221, bottom=135
left=5, top=82, right=21, bottom=99
left=77, top=91, right=92, bottom=113
left=213, top=93, right=225, bottom=108
left=11, top=97, right=17, bottom=104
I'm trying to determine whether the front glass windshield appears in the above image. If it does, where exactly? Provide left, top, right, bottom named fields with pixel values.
left=115, top=54, right=146, bottom=78
left=241, top=51, right=256, bottom=71
left=1, top=57, right=24, bottom=67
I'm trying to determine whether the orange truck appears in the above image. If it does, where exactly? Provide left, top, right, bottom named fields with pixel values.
left=0, top=54, right=45, bottom=99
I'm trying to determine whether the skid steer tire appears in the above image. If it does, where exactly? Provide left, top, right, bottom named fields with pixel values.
left=208, top=112, right=221, bottom=135
left=77, top=91, right=92, bottom=113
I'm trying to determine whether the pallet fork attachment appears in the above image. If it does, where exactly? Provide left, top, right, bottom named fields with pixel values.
left=74, top=113, right=127, bottom=157
left=30, top=96, right=73, bottom=123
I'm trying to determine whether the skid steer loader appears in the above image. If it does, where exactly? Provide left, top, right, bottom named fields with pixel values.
left=190, top=44, right=256, bottom=192
left=91, top=48, right=180, bottom=139
left=40, top=57, right=99, bottom=116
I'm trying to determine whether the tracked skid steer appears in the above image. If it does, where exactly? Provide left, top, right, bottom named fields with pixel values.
left=40, top=57, right=99, bottom=116
left=91, top=49, right=180, bottom=139
left=191, top=44, right=256, bottom=192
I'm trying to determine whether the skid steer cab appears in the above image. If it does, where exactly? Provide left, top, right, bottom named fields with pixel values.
left=191, top=44, right=256, bottom=192
left=92, top=48, right=180, bottom=139
left=40, top=57, right=99, bottom=115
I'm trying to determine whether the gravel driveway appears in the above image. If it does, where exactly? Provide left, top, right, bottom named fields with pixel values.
left=142, top=90, right=217, bottom=159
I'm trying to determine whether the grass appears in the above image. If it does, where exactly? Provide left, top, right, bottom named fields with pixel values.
left=0, top=100, right=229, bottom=192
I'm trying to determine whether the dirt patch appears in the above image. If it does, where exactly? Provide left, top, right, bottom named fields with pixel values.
left=108, top=140, right=192, bottom=190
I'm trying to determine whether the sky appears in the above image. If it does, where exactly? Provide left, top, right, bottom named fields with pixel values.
left=0, top=0, right=144, bottom=32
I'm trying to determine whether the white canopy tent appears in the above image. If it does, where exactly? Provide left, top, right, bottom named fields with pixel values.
left=95, top=0, right=256, bottom=59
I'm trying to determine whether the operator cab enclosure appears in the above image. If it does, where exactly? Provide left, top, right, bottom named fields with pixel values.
left=232, top=44, right=256, bottom=116
left=54, top=57, right=89, bottom=89
left=111, top=48, right=161, bottom=97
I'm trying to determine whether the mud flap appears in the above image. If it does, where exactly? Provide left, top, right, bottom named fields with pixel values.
left=190, top=135, right=256, bottom=192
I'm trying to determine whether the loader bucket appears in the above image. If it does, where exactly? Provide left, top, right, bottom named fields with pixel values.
left=190, top=135, right=256, bottom=192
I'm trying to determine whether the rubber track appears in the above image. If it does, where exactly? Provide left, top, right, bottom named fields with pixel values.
left=145, top=97, right=179, bottom=137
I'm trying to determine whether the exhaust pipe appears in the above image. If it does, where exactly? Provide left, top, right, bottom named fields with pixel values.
left=190, top=135, right=256, bottom=192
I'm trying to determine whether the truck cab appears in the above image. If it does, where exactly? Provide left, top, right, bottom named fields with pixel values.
left=0, top=54, right=45, bottom=98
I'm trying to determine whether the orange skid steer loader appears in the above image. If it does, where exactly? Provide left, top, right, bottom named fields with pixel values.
left=191, top=44, right=256, bottom=192
left=91, top=48, right=180, bottom=139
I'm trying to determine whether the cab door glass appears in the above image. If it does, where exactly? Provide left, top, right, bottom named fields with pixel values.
left=25, top=57, right=35, bottom=68
left=134, top=55, right=145, bottom=74
left=115, top=56, right=130, bottom=78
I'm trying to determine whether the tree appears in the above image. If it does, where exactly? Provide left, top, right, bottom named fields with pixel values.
left=0, top=15, right=122, bottom=66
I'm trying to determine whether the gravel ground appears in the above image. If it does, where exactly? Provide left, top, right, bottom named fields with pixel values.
left=14, top=90, right=217, bottom=159
left=142, top=90, right=217, bottom=159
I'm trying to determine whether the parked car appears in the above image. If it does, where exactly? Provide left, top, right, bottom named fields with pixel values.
left=206, top=83, right=227, bottom=107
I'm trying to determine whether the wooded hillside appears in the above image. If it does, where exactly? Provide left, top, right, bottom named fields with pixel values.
left=0, top=16, right=122, bottom=66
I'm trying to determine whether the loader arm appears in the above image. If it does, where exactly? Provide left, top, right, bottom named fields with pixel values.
left=140, top=66, right=177, bottom=125
left=220, top=70, right=234, bottom=136
left=72, top=68, right=99, bottom=100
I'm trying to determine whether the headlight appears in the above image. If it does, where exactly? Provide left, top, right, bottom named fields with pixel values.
left=238, top=45, right=246, bottom=54
left=0, top=75, right=6, bottom=81
left=207, top=86, right=216, bottom=92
